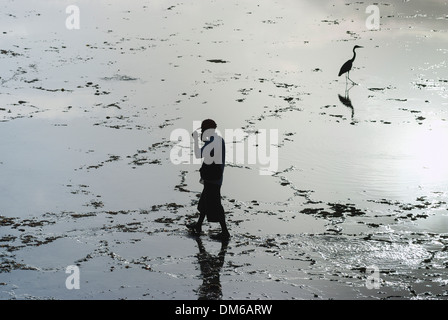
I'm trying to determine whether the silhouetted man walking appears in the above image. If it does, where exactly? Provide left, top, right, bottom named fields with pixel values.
left=187, top=119, right=230, bottom=240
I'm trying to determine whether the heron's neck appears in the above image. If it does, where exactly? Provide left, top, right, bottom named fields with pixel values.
left=351, top=49, right=357, bottom=61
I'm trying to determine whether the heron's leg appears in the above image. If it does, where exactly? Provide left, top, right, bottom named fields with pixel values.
left=347, top=71, right=357, bottom=85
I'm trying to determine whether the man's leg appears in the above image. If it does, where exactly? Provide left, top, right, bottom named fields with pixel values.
left=196, top=212, right=205, bottom=229
left=219, top=218, right=230, bottom=238
left=216, top=211, right=230, bottom=240
left=187, top=211, right=204, bottom=234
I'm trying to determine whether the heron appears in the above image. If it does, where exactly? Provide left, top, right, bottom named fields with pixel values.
left=338, top=45, right=363, bottom=85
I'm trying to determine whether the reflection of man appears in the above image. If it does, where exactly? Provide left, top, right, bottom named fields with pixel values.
left=187, top=119, right=230, bottom=240
left=194, top=236, right=228, bottom=300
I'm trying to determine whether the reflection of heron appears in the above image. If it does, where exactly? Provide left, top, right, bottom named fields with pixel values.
left=338, top=84, right=355, bottom=122
left=338, top=45, right=363, bottom=85
left=193, top=236, right=228, bottom=300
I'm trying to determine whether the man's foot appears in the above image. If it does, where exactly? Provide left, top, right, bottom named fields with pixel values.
left=210, top=232, right=230, bottom=241
left=186, top=222, right=202, bottom=234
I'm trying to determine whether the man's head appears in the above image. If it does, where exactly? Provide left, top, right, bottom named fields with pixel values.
left=201, top=119, right=217, bottom=131
left=200, top=119, right=217, bottom=141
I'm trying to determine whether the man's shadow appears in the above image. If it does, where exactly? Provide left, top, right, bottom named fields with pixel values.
left=192, top=236, right=228, bottom=300
left=338, top=83, right=356, bottom=123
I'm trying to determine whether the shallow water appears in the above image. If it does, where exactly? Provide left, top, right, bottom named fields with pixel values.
left=1, top=0, right=448, bottom=300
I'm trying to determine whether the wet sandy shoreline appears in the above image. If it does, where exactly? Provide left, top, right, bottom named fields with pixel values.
left=1, top=187, right=447, bottom=299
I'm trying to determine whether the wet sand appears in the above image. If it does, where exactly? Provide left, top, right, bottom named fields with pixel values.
left=1, top=0, right=448, bottom=299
